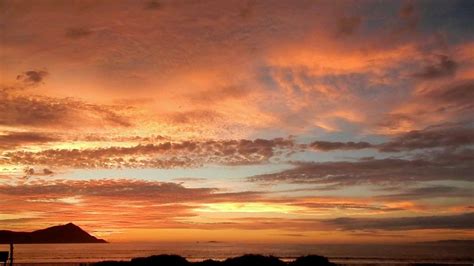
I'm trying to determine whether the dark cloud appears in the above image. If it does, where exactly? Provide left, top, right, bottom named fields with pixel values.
left=1, top=138, right=294, bottom=168
left=325, top=212, right=474, bottom=231
left=239, top=0, right=256, bottom=18
left=423, top=80, right=474, bottom=108
left=169, top=110, right=222, bottom=124
left=336, top=16, right=362, bottom=35
left=290, top=202, right=403, bottom=212
left=42, top=168, right=54, bottom=175
left=308, top=124, right=473, bottom=153
left=0, top=218, right=39, bottom=224
left=396, top=2, right=419, bottom=32
left=0, top=179, right=263, bottom=230
left=65, top=27, right=92, bottom=39
left=144, top=0, right=161, bottom=10
left=248, top=149, right=474, bottom=188
left=0, top=179, right=261, bottom=204
left=0, top=92, right=71, bottom=127
left=22, top=167, right=54, bottom=179
left=377, top=113, right=416, bottom=132
left=0, top=88, right=131, bottom=128
left=376, top=185, right=474, bottom=200
left=173, top=177, right=208, bottom=183
left=380, top=124, right=474, bottom=152
left=413, top=55, right=458, bottom=79
left=399, top=3, right=415, bottom=19
left=16, top=70, right=48, bottom=84
left=183, top=217, right=326, bottom=231
left=309, top=141, right=373, bottom=151
left=0, top=180, right=210, bottom=200
left=378, top=81, right=474, bottom=132
left=0, top=131, right=60, bottom=150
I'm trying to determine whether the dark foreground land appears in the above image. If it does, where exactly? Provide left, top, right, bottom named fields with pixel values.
left=92, top=254, right=471, bottom=266
left=93, top=254, right=336, bottom=266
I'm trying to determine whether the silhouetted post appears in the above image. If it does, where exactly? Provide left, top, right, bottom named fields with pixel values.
left=8, top=244, right=12, bottom=266
left=0, top=250, right=8, bottom=266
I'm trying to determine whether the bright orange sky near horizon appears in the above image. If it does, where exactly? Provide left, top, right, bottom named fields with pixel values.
left=0, top=0, right=473, bottom=243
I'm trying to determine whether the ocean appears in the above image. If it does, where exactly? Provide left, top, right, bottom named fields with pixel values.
left=1, top=242, right=472, bottom=265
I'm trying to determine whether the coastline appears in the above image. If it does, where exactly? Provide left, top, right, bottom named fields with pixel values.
left=11, top=262, right=474, bottom=266
left=10, top=256, right=474, bottom=266
left=4, top=242, right=472, bottom=266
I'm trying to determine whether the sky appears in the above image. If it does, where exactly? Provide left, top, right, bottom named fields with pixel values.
left=0, top=0, right=473, bottom=243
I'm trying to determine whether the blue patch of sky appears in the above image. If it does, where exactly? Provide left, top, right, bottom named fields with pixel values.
left=61, top=163, right=294, bottom=183
left=257, top=66, right=280, bottom=92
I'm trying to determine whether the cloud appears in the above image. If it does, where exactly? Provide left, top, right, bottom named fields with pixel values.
left=0, top=179, right=216, bottom=202
left=325, top=212, right=474, bottom=231
left=0, top=179, right=265, bottom=230
left=248, top=149, right=474, bottom=188
left=376, top=185, right=474, bottom=200
left=377, top=113, right=417, bottom=133
left=377, top=80, right=474, bottom=133
left=168, top=110, right=222, bottom=124
left=239, top=0, right=256, bottom=19
left=0, top=131, right=60, bottom=150
left=65, top=27, right=92, bottom=39
left=1, top=138, right=294, bottom=168
left=3, top=123, right=472, bottom=169
left=336, top=16, right=362, bottom=36
left=22, top=167, right=55, bottom=179
left=413, top=55, right=458, bottom=79
left=0, top=218, right=39, bottom=225
left=0, top=88, right=132, bottom=128
left=289, top=201, right=404, bottom=213
left=309, top=141, right=373, bottom=151
left=380, top=123, right=474, bottom=152
left=395, top=2, right=419, bottom=33
left=308, top=123, right=474, bottom=152
left=303, top=123, right=473, bottom=152
left=423, top=80, right=474, bottom=108
left=0, top=177, right=468, bottom=234
left=144, top=0, right=162, bottom=10
left=399, top=3, right=415, bottom=19
left=16, top=70, right=48, bottom=84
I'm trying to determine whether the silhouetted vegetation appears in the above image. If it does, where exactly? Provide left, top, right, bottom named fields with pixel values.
left=93, top=254, right=336, bottom=266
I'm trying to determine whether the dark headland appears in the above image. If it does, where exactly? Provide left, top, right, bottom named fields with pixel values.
left=0, top=223, right=107, bottom=243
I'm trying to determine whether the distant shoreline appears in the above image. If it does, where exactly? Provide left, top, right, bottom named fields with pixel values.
left=7, top=254, right=474, bottom=265
left=4, top=241, right=473, bottom=265
left=10, top=256, right=474, bottom=266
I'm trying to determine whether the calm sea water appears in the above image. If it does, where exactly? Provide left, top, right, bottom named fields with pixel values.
left=1, top=242, right=473, bottom=265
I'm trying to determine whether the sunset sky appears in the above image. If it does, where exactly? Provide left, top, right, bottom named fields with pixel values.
left=0, top=0, right=473, bottom=243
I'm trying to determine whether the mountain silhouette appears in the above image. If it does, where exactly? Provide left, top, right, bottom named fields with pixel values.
left=0, top=223, right=107, bottom=243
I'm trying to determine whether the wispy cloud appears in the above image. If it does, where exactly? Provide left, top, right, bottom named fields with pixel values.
left=0, top=132, right=60, bottom=150
left=325, top=213, right=474, bottom=231
left=249, top=149, right=474, bottom=188
left=0, top=86, right=132, bottom=128
left=413, top=55, right=458, bottom=80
